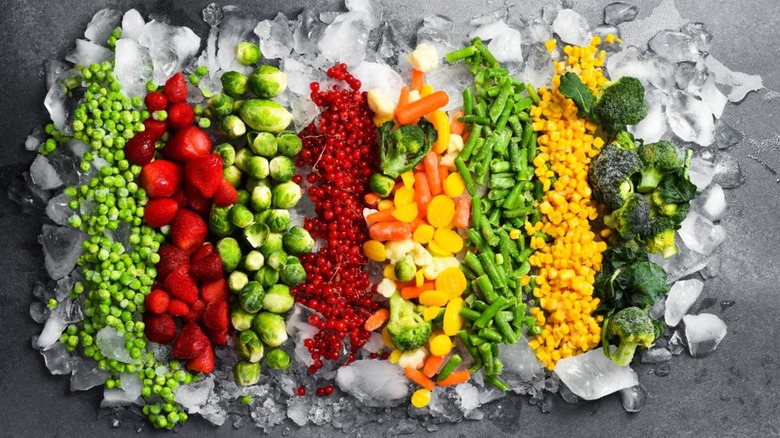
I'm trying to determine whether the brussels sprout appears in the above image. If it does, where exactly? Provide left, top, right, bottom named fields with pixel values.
left=221, top=71, right=249, bottom=97
left=223, top=165, right=244, bottom=188
left=394, top=256, right=417, bottom=282
left=239, top=99, right=293, bottom=133
left=271, top=181, right=302, bottom=209
left=262, top=284, right=294, bottom=313
left=234, top=147, right=254, bottom=173
left=210, top=205, right=236, bottom=238
left=236, top=330, right=264, bottom=362
left=269, top=156, right=296, bottom=182
left=235, top=41, right=262, bottom=66
left=231, top=304, right=255, bottom=331
left=248, top=156, right=270, bottom=179
left=245, top=176, right=270, bottom=193
left=240, top=281, right=265, bottom=313
left=259, top=232, right=284, bottom=257
left=276, top=131, right=303, bottom=157
left=283, top=226, right=315, bottom=255
left=255, top=265, right=279, bottom=288
left=228, top=271, right=250, bottom=294
left=266, top=209, right=291, bottom=233
left=254, top=210, right=272, bottom=226
left=243, top=250, right=265, bottom=272
left=220, top=115, right=247, bottom=139
left=248, top=65, right=288, bottom=98
left=267, top=251, right=288, bottom=271
left=217, top=237, right=242, bottom=272
left=244, top=222, right=270, bottom=248
left=234, top=360, right=261, bottom=386
left=280, top=263, right=307, bottom=286
left=286, top=255, right=300, bottom=264
left=252, top=312, right=289, bottom=347
left=229, top=204, right=255, bottom=229
left=265, top=348, right=292, bottom=371
left=248, top=131, right=278, bottom=157
left=250, top=185, right=272, bottom=212
left=209, top=93, right=234, bottom=118
left=369, top=173, right=396, bottom=197
left=214, top=143, right=236, bottom=167
left=236, top=189, right=251, bottom=205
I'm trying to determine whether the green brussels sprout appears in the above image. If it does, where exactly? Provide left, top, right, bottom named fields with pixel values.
left=248, top=156, right=270, bottom=179
left=269, top=156, right=296, bottom=183
left=223, top=165, right=244, bottom=188
left=259, top=232, right=284, bottom=258
left=210, top=205, right=236, bottom=238
left=248, top=131, right=278, bottom=157
left=244, top=222, right=270, bottom=248
left=238, top=99, right=293, bottom=133
left=286, top=255, right=300, bottom=264
left=369, top=173, right=396, bottom=197
left=265, top=348, right=292, bottom=371
left=243, top=250, right=265, bottom=272
left=394, top=256, right=417, bottom=282
left=255, top=265, right=280, bottom=288
left=236, top=330, right=264, bottom=362
left=265, top=209, right=291, bottom=233
left=283, top=226, right=315, bottom=255
left=217, top=237, right=242, bottom=272
left=234, top=360, right=261, bottom=386
left=229, top=204, right=255, bottom=229
left=214, top=143, right=236, bottom=167
left=250, top=185, right=272, bottom=212
left=228, top=271, right=250, bottom=294
left=276, top=131, right=303, bottom=157
left=236, top=189, right=251, bottom=205
left=248, top=65, right=288, bottom=98
left=262, top=284, right=294, bottom=313
left=235, top=41, right=262, bottom=66
left=252, top=312, right=289, bottom=347
left=220, top=115, right=247, bottom=140
left=271, top=181, right=302, bottom=209
left=240, top=281, right=265, bottom=313
left=231, top=304, right=255, bottom=331
left=245, top=176, right=270, bottom=193
left=254, top=210, right=272, bottom=225
left=234, top=147, right=254, bottom=173
left=209, top=93, right=234, bottom=118
left=267, top=251, right=288, bottom=271
left=280, top=263, right=307, bottom=286
left=221, top=71, right=249, bottom=97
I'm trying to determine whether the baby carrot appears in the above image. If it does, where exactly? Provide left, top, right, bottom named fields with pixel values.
left=405, top=367, right=436, bottom=391
left=450, top=110, right=465, bottom=135
left=411, top=69, right=425, bottom=92
left=396, top=91, right=449, bottom=125
left=364, top=193, right=380, bottom=206
left=366, top=208, right=396, bottom=225
left=401, top=282, right=435, bottom=300
left=424, top=151, right=442, bottom=196
left=437, top=369, right=470, bottom=386
left=364, top=308, right=390, bottom=332
left=452, top=197, right=471, bottom=229
left=438, top=165, right=449, bottom=185
left=423, top=355, right=445, bottom=378
left=397, top=86, right=410, bottom=109
left=369, top=222, right=412, bottom=241
left=413, top=172, right=432, bottom=215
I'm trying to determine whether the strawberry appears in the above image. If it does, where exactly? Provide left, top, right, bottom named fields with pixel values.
left=167, top=101, right=195, bottom=130
left=144, top=91, right=168, bottom=111
left=163, top=72, right=187, bottom=103
left=144, top=198, right=179, bottom=228
left=171, top=188, right=188, bottom=207
left=182, top=298, right=206, bottom=323
left=164, top=126, right=212, bottom=163
left=166, top=299, right=190, bottom=317
left=139, top=160, right=183, bottom=198
left=190, top=243, right=215, bottom=263
left=202, top=300, right=229, bottom=331
left=170, top=208, right=207, bottom=254
left=184, top=181, right=212, bottom=216
left=204, top=328, right=228, bottom=346
left=185, top=154, right=223, bottom=198
left=143, top=312, right=177, bottom=344
left=156, top=244, right=189, bottom=281
left=200, top=278, right=229, bottom=303
left=145, top=289, right=170, bottom=314
left=172, top=321, right=210, bottom=359
left=186, top=345, right=215, bottom=373
left=190, top=253, right=223, bottom=282
left=125, top=131, right=156, bottom=166
left=164, top=265, right=198, bottom=304
left=143, top=118, right=168, bottom=141
left=213, top=179, right=238, bottom=207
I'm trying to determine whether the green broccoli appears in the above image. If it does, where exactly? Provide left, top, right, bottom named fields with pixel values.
left=645, top=216, right=678, bottom=259
left=378, top=120, right=436, bottom=178
left=603, top=193, right=653, bottom=240
left=604, top=306, right=655, bottom=366
left=636, top=141, right=682, bottom=192
left=594, top=241, right=669, bottom=312
left=591, top=76, right=649, bottom=136
left=588, top=143, right=642, bottom=210
left=386, top=292, right=432, bottom=351
left=649, top=191, right=691, bottom=224
left=612, top=130, right=637, bottom=151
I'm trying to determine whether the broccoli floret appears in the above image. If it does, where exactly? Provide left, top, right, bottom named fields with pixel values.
left=378, top=120, right=436, bottom=178
left=591, top=76, right=649, bottom=136
left=613, top=131, right=637, bottom=151
left=386, top=292, right=432, bottom=351
left=636, top=141, right=682, bottom=192
left=604, top=193, right=653, bottom=240
left=605, top=307, right=655, bottom=366
left=588, top=143, right=642, bottom=210
left=650, top=191, right=691, bottom=224
left=645, top=216, right=678, bottom=259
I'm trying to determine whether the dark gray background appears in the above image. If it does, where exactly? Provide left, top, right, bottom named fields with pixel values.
left=1, top=0, right=779, bottom=436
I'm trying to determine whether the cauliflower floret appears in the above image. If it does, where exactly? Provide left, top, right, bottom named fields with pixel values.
left=410, top=243, right=433, bottom=267
left=385, top=239, right=415, bottom=264
left=406, top=43, right=439, bottom=73
left=439, top=152, right=457, bottom=170
left=377, top=278, right=397, bottom=298
left=397, top=346, right=428, bottom=370
left=407, top=89, right=421, bottom=104
left=447, top=134, right=464, bottom=154
left=421, top=256, right=460, bottom=280
left=367, top=88, right=395, bottom=126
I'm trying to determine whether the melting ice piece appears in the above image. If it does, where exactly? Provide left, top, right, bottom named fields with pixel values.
left=282, top=58, right=323, bottom=96
left=96, top=326, right=136, bottom=364
left=45, top=60, right=71, bottom=90
left=375, top=21, right=412, bottom=67
left=40, top=224, right=88, bottom=280
left=640, top=347, right=672, bottom=364
left=552, top=9, right=592, bottom=47
left=84, top=8, right=122, bottom=44
left=346, top=0, right=382, bottom=30
left=606, top=46, right=674, bottom=92
left=286, top=397, right=309, bottom=426
left=629, top=88, right=667, bottom=143
left=174, top=376, right=215, bottom=411
left=44, top=69, right=82, bottom=133
left=664, top=279, right=704, bottom=327
left=139, top=20, right=201, bottom=85
left=620, top=385, right=647, bottom=412
left=65, top=39, right=113, bottom=66
left=286, top=304, right=319, bottom=365
left=469, top=20, right=523, bottom=63
left=712, top=153, right=744, bottom=189
left=46, top=193, right=73, bottom=226
left=604, top=2, right=639, bottom=25
left=696, top=75, right=728, bottom=119
left=555, top=347, right=639, bottom=400
left=714, top=119, right=743, bottom=149
left=115, top=39, right=154, bottom=99
left=649, top=234, right=707, bottom=283
left=318, top=12, right=370, bottom=67
left=417, top=15, right=459, bottom=61
left=290, top=95, right=320, bottom=133
left=41, top=341, right=73, bottom=375
left=499, top=337, right=545, bottom=393
left=425, top=63, right=474, bottom=112
left=666, top=90, right=715, bottom=146
left=121, top=9, right=146, bottom=42
left=678, top=211, right=726, bottom=256
left=70, top=358, right=110, bottom=391
left=30, top=155, right=64, bottom=190
left=335, top=359, right=410, bottom=407
left=216, top=6, right=256, bottom=72
left=688, top=155, right=715, bottom=190
left=683, top=313, right=727, bottom=357
left=696, top=184, right=726, bottom=221
left=352, top=62, right=405, bottom=105
left=523, top=43, right=555, bottom=89
left=705, top=56, right=763, bottom=102
left=292, top=9, right=327, bottom=56
left=255, top=12, right=294, bottom=60
left=455, top=383, right=482, bottom=417
left=648, top=30, right=699, bottom=63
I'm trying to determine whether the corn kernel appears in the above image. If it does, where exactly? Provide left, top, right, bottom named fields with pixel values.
left=411, top=388, right=431, bottom=408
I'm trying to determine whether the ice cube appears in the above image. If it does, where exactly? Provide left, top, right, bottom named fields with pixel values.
left=120, top=373, right=143, bottom=400
left=471, top=7, right=509, bottom=26
left=629, top=88, right=667, bottom=143
left=559, top=383, right=580, bottom=404
left=552, top=9, right=592, bottom=47
left=335, top=360, right=410, bottom=407
left=44, top=60, right=71, bottom=90
left=696, top=184, right=726, bottom=221
left=37, top=301, right=70, bottom=349
left=542, top=3, right=561, bottom=24
left=101, top=386, right=142, bottom=408
left=65, top=39, right=113, bottom=66
left=526, top=17, right=553, bottom=43
left=523, top=43, right=555, bottom=89
left=352, top=62, right=405, bottom=104
left=604, top=2, right=639, bottom=25
left=640, top=347, right=672, bottom=364
left=688, top=155, right=715, bottom=190
left=421, top=63, right=473, bottom=112
left=649, top=234, right=708, bottom=283
left=41, top=341, right=73, bottom=375
left=666, top=90, right=715, bottom=146
left=30, top=155, right=64, bottom=190
left=290, top=95, right=320, bottom=133
left=712, top=153, right=744, bottom=188
left=139, top=20, right=201, bottom=85
left=286, top=304, right=319, bottom=365
left=115, top=39, right=154, bottom=99
left=678, top=211, right=726, bottom=256
left=668, top=330, right=686, bottom=355
left=606, top=46, right=673, bottom=91
left=96, top=326, right=136, bottom=364
left=664, top=279, right=704, bottom=327
left=593, top=25, right=622, bottom=52
left=45, top=193, right=74, bottom=227
left=214, top=6, right=255, bottom=73
left=705, top=56, right=763, bottom=102
left=681, top=22, right=713, bottom=53
left=416, top=15, right=460, bottom=62
left=292, top=9, right=327, bottom=56
left=174, top=376, right=215, bottom=412
left=363, top=332, right=384, bottom=353
left=8, top=174, right=50, bottom=216
left=469, top=20, right=523, bottom=63
left=648, top=30, right=699, bottom=63
left=620, top=385, right=647, bottom=412
left=714, top=119, right=743, bottom=149
left=317, top=12, right=370, bottom=68
left=70, top=357, right=110, bottom=391
left=695, top=75, right=727, bottom=118
left=85, top=8, right=122, bottom=45
left=346, top=0, right=382, bottom=30
left=683, top=313, right=727, bottom=357
left=499, top=337, right=545, bottom=392
left=44, top=69, right=82, bottom=133
left=555, top=347, right=639, bottom=400
left=648, top=296, right=665, bottom=320
left=286, top=397, right=309, bottom=426
left=283, top=58, right=323, bottom=96
left=455, top=382, right=481, bottom=415
left=30, top=301, right=50, bottom=324
left=121, top=9, right=146, bottom=42
left=256, top=13, right=295, bottom=61
left=40, top=224, right=88, bottom=280
left=200, top=402, right=227, bottom=426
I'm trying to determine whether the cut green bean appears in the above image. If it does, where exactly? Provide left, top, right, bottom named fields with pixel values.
left=446, top=46, right=478, bottom=63
left=494, top=311, right=519, bottom=344
left=474, top=275, right=498, bottom=303
left=478, top=252, right=506, bottom=290
left=479, top=343, right=494, bottom=375
left=475, top=295, right=507, bottom=328
left=459, top=308, right=480, bottom=321
left=478, top=328, right=503, bottom=343
left=461, top=115, right=491, bottom=125
left=464, top=252, right=486, bottom=276
left=454, top=157, right=477, bottom=196
left=485, top=374, right=510, bottom=391
left=436, top=354, right=463, bottom=381
left=460, top=124, right=483, bottom=161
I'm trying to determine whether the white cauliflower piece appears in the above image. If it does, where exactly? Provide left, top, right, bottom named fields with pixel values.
left=367, top=88, right=395, bottom=126
left=410, top=243, right=433, bottom=267
left=377, top=278, right=397, bottom=298
left=407, top=89, right=421, bottom=104
left=439, top=152, right=457, bottom=170
left=397, top=346, right=428, bottom=370
left=421, top=256, right=460, bottom=280
left=406, top=43, right=439, bottom=73
left=447, top=134, right=464, bottom=154
left=385, top=239, right=415, bottom=264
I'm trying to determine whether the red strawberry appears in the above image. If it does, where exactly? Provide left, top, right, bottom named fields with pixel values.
left=202, top=300, right=229, bottom=331
left=144, top=91, right=168, bottom=111
left=186, top=345, right=214, bottom=373
left=139, top=160, right=183, bottom=198
left=204, top=328, right=228, bottom=346
left=144, top=198, right=179, bottom=227
left=190, top=243, right=215, bottom=263
left=182, top=298, right=206, bottom=323
left=164, top=265, right=198, bottom=304
left=171, top=188, right=188, bottom=207
left=213, top=179, right=238, bottom=207
left=125, top=131, right=156, bottom=165
left=143, top=118, right=168, bottom=141
left=164, top=126, right=212, bottom=163
left=145, top=289, right=170, bottom=314
left=167, top=299, right=190, bottom=317
left=143, top=312, right=177, bottom=344
left=156, top=244, right=189, bottom=281
left=163, top=72, right=187, bottom=103
left=167, top=101, right=195, bottom=130
left=185, top=154, right=223, bottom=198
left=190, top=253, right=223, bottom=282
left=170, top=208, right=207, bottom=253
left=184, top=181, right=212, bottom=216
left=172, top=321, right=210, bottom=359
left=200, top=279, right=229, bottom=303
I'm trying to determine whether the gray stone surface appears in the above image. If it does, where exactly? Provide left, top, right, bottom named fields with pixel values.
left=1, top=0, right=779, bottom=436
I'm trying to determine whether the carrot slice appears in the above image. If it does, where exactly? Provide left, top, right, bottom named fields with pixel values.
left=364, top=193, right=380, bottom=206
left=369, top=222, right=412, bottom=241
left=397, top=86, right=410, bottom=110
left=366, top=208, right=396, bottom=225
left=405, top=367, right=436, bottom=391
left=411, top=69, right=425, bottom=92
left=364, top=308, right=390, bottom=332
left=423, top=355, right=445, bottom=379
left=437, top=370, right=470, bottom=386
left=424, top=152, right=442, bottom=196
left=450, top=110, right=465, bottom=135
left=452, top=197, right=471, bottom=229
left=395, top=91, right=449, bottom=125
left=413, top=172, right=432, bottom=216
left=400, top=282, right=435, bottom=300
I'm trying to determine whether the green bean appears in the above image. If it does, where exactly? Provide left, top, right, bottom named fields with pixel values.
left=456, top=331, right=482, bottom=367
left=446, top=46, right=478, bottom=63
left=489, top=78, right=513, bottom=123
left=488, top=174, right=515, bottom=190
left=454, top=157, right=477, bottom=196
left=461, top=115, right=491, bottom=125
left=474, top=275, right=498, bottom=303
left=472, top=38, right=499, bottom=67
left=478, top=252, right=506, bottom=290
left=487, top=188, right=510, bottom=201
left=460, top=124, right=483, bottom=161
left=464, top=252, right=486, bottom=276
left=475, top=295, right=507, bottom=328
left=514, top=97, right=534, bottom=113
left=512, top=303, right=528, bottom=329
left=478, top=328, right=503, bottom=343
left=502, top=183, right=525, bottom=210
left=463, top=87, right=475, bottom=116
left=436, top=354, right=463, bottom=381
left=495, top=102, right=513, bottom=133
left=485, top=374, right=510, bottom=391
left=525, top=82, right=541, bottom=103
left=490, top=160, right=511, bottom=173
left=459, top=308, right=481, bottom=321
left=503, top=206, right=533, bottom=219
left=479, top=343, right=495, bottom=375
left=494, top=312, right=519, bottom=344
left=481, top=223, right=499, bottom=247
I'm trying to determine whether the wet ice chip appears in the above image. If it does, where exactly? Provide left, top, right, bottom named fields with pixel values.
left=695, top=75, right=727, bottom=118
left=119, top=372, right=143, bottom=400
left=352, top=62, right=405, bottom=104
left=363, top=332, right=384, bottom=353
left=290, top=95, right=320, bottom=133
left=666, top=90, right=715, bottom=146
left=648, top=296, right=665, bottom=320
left=526, top=17, right=553, bottom=43
left=425, top=63, right=474, bottom=111
left=640, top=347, right=672, bottom=364
left=174, top=376, right=215, bottom=411
left=346, top=0, right=382, bottom=30
left=286, top=304, right=319, bottom=365
left=559, top=383, right=580, bottom=404
left=139, top=20, right=201, bottom=85
left=552, top=9, right=592, bottom=47
left=555, top=347, right=639, bottom=400
left=523, top=43, right=555, bottom=89
left=41, top=341, right=73, bottom=375
left=318, top=12, right=370, bottom=67
left=619, top=384, right=647, bottom=412
left=40, top=224, right=88, bottom=280
left=37, top=305, right=68, bottom=349
left=678, top=211, right=726, bottom=256
left=101, top=387, right=141, bottom=408
left=30, top=155, right=64, bottom=190
left=606, top=46, right=673, bottom=91
left=664, top=279, right=704, bottom=327
left=115, top=39, right=154, bottom=99
left=286, top=397, right=309, bottom=426
left=499, top=337, right=545, bottom=392
left=282, top=58, right=323, bottom=96
left=292, top=9, right=326, bottom=56
left=668, top=330, right=686, bottom=355
left=714, top=119, right=743, bottom=149
left=30, top=301, right=50, bottom=324
left=705, top=56, right=763, bottom=102
left=712, top=153, right=744, bottom=189
left=70, top=358, right=110, bottom=391
left=255, top=12, right=295, bottom=60
left=470, top=7, right=508, bottom=26
left=469, top=20, right=523, bottom=63
left=688, top=155, right=715, bottom=190
left=417, top=15, right=459, bottom=61
left=121, top=9, right=146, bottom=42
left=335, top=359, right=410, bottom=407
left=200, top=402, right=228, bottom=426
left=85, top=8, right=122, bottom=44
left=455, top=382, right=481, bottom=416
left=66, top=39, right=114, bottom=66
left=648, top=30, right=699, bottom=63
left=96, top=326, right=136, bottom=364
left=629, top=88, right=667, bottom=143
left=44, top=60, right=71, bottom=89
left=683, top=313, right=727, bottom=357
left=649, top=234, right=708, bottom=283
left=44, top=69, right=82, bottom=133
left=680, top=22, right=713, bottom=53
left=215, top=6, right=256, bottom=71
left=604, top=2, right=639, bottom=25
left=697, top=183, right=726, bottom=221
left=375, top=21, right=412, bottom=67
left=46, top=193, right=73, bottom=226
